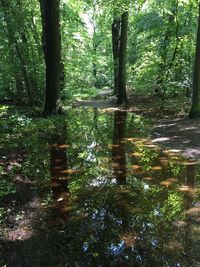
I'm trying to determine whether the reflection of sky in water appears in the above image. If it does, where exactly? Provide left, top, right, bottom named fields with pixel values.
left=10, top=108, right=198, bottom=266
left=52, top=110, right=200, bottom=265
left=82, top=242, right=89, bottom=252
left=89, top=177, right=116, bottom=187
left=144, top=183, right=149, bottom=191
left=109, top=241, right=125, bottom=256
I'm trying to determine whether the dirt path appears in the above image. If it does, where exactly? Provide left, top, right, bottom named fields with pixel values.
left=151, top=118, right=200, bottom=160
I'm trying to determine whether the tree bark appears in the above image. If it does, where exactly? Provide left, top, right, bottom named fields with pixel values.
left=42, top=0, right=62, bottom=115
left=112, top=15, right=121, bottom=96
left=189, top=3, right=200, bottom=118
left=117, top=12, right=128, bottom=105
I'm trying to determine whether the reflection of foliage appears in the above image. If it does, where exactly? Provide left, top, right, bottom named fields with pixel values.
left=161, top=192, right=184, bottom=221
left=0, top=208, right=7, bottom=223
left=128, top=114, right=151, bottom=136
left=169, top=162, right=182, bottom=176
left=0, top=179, right=16, bottom=199
left=67, top=171, right=186, bottom=266
left=138, top=146, right=159, bottom=170
left=0, top=106, right=198, bottom=266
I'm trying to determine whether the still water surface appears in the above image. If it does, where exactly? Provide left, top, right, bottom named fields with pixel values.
left=4, top=108, right=200, bottom=266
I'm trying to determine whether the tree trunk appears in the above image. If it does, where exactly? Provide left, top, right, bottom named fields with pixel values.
left=112, top=15, right=121, bottom=96
left=189, top=3, right=200, bottom=119
left=42, top=0, right=61, bottom=116
left=117, top=12, right=128, bottom=105
left=39, top=0, right=46, bottom=61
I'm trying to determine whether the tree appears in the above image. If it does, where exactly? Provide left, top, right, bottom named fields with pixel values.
left=112, top=14, right=120, bottom=95
left=189, top=3, right=200, bottom=119
left=117, top=11, right=129, bottom=105
left=112, top=8, right=128, bottom=105
left=0, top=0, right=41, bottom=105
left=40, top=0, right=62, bottom=116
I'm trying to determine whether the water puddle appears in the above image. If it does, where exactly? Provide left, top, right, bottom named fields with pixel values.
left=2, top=108, right=200, bottom=266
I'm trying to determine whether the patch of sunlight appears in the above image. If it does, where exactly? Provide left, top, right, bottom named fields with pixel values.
left=164, top=149, right=182, bottom=154
left=152, top=137, right=170, bottom=143
left=179, top=161, right=199, bottom=166
left=130, top=170, right=145, bottom=175
left=185, top=207, right=200, bottom=215
left=159, top=157, right=168, bottom=165
left=160, top=178, right=178, bottom=187
left=58, top=144, right=70, bottom=148
left=152, top=166, right=162, bottom=171
left=57, top=197, right=64, bottom=202
left=112, top=162, right=120, bottom=168
left=101, top=108, right=117, bottom=113
left=170, top=156, right=180, bottom=160
left=143, top=177, right=153, bottom=181
left=0, top=105, right=9, bottom=116
left=142, top=144, right=159, bottom=149
left=175, top=220, right=188, bottom=227
left=131, top=165, right=141, bottom=170
left=124, top=137, right=148, bottom=143
left=60, top=169, right=80, bottom=174
left=178, top=186, right=190, bottom=192
left=132, top=152, right=142, bottom=157
left=109, top=144, right=120, bottom=148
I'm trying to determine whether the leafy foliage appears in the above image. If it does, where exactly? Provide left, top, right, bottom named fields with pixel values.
left=0, top=0, right=198, bottom=103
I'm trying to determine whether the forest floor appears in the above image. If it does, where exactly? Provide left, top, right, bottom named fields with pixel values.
left=74, top=93, right=200, bottom=160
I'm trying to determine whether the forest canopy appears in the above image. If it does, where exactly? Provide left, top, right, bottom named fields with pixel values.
left=0, top=0, right=199, bottom=116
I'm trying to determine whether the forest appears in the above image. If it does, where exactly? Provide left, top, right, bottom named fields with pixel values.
left=1, top=0, right=200, bottom=266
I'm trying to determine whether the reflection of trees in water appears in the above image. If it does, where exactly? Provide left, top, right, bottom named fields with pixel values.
left=184, top=164, right=200, bottom=266
left=112, top=110, right=127, bottom=185
left=50, top=124, right=71, bottom=224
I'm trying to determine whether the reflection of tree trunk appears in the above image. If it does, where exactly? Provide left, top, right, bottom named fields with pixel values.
left=50, top=125, right=71, bottom=224
left=112, top=110, right=127, bottom=185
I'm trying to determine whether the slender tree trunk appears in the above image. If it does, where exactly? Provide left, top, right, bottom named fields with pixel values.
left=117, top=12, right=128, bottom=105
left=189, top=3, right=200, bottom=118
left=15, top=44, right=34, bottom=105
left=112, top=15, right=121, bottom=96
left=42, top=0, right=61, bottom=115
left=156, top=0, right=178, bottom=98
left=39, top=0, right=46, bottom=61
